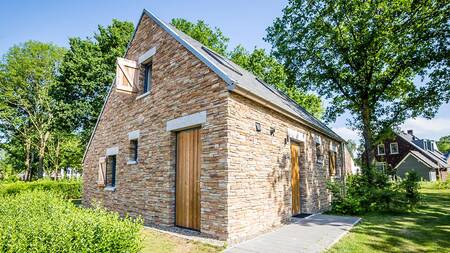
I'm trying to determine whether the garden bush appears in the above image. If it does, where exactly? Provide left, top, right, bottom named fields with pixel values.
left=420, top=179, right=450, bottom=190
left=0, top=179, right=81, bottom=199
left=0, top=191, right=143, bottom=253
left=327, top=169, right=421, bottom=214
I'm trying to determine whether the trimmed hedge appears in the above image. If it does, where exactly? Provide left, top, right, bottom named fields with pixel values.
left=0, top=179, right=81, bottom=199
left=0, top=191, right=143, bottom=253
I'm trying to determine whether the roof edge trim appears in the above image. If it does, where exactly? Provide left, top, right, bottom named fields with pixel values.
left=143, top=9, right=235, bottom=87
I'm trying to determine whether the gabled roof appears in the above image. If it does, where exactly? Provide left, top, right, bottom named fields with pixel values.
left=394, top=151, right=439, bottom=170
left=82, top=9, right=344, bottom=163
left=141, top=9, right=343, bottom=142
left=397, top=132, right=449, bottom=168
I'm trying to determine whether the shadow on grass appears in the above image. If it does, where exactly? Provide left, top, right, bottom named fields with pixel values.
left=329, top=189, right=450, bottom=252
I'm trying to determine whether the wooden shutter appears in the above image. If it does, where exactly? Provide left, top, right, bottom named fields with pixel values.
left=97, top=157, right=106, bottom=187
left=115, top=57, right=138, bottom=93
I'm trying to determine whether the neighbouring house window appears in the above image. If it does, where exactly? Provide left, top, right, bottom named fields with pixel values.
left=143, top=61, right=152, bottom=93
left=390, top=142, right=399, bottom=154
left=329, top=151, right=337, bottom=176
left=375, top=162, right=386, bottom=172
left=377, top=144, right=385, bottom=155
left=106, top=155, right=117, bottom=187
left=129, top=139, right=138, bottom=163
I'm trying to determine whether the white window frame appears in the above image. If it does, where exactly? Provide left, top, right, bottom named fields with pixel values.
left=377, top=144, right=385, bottom=155
left=375, top=162, right=386, bottom=171
left=390, top=142, right=399, bottom=154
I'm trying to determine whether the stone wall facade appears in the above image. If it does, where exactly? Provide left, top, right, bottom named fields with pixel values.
left=83, top=12, right=343, bottom=244
left=83, top=14, right=230, bottom=240
left=226, top=93, right=343, bottom=243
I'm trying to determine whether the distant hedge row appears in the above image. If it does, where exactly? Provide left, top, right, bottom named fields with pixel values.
left=0, top=191, right=143, bottom=252
left=0, top=179, right=82, bottom=199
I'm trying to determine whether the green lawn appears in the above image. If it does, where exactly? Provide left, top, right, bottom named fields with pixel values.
left=140, top=228, right=224, bottom=253
left=328, top=188, right=450, bottom=253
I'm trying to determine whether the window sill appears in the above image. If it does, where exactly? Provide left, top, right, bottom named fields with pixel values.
left=127, top=160, right=138, bottom=165
left=390, top=152, right=399, bottom=155
left=136, top=91, right=150, bottom=100
left=104, top=186, right=116, bottom=192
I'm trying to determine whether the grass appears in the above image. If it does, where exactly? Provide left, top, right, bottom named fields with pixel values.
left=140, top=228, right=224, bottom=253
left=328, top=188, right=450, bottom=253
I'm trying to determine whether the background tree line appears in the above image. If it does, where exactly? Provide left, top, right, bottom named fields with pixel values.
left=1, top=1, right=449, bottom=181
left=0, top=16, right=323, bottom=180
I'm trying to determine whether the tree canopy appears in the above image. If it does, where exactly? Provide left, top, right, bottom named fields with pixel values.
left=437, top=135, right=450, bottom=154
left=171, top=19, right=324, bottom=118
left=0, top=41, right=67, bottom=178
left=266, top=0, right=450, bottom=170
left=55, top=19, right=134, bottom=144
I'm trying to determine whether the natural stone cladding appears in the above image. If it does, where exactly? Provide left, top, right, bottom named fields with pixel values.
left=226, top=93, right=342, bottom=243
left=83, top=13, right=343, bottom=244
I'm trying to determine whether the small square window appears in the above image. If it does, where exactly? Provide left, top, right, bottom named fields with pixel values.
left=316, top=143, right=323, bottom=163
left=377, top=144, right=385, bottom=155
left=143, top=62, right=152, bottom=93
left=390, top=142, right=399, bottom=154
left=129, top=139, right=138, bottom=163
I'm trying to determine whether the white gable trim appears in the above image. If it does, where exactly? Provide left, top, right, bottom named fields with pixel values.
left=166, top=111, right=207, bottom=132
left=138, top=47, right=156, bottom=64
left=128, top=130, right=140, bottom=140
left=106, top=147, right=119, bottom=156
left=143, top=9, right=235, bottom=87
left=288, top=129, right=305, bottom=142
left=394, top=152, right=434, bottom=171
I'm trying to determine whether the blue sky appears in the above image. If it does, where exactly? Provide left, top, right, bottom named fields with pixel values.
left=1, top=0, right=449, bottom=141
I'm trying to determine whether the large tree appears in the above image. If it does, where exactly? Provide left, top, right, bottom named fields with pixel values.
left=0, top=41, right=66, bottom=179
left=171, top=19, right=324, bottom=118
left=266, top=0, right=450, bottom=171
left=56, top=19, right=134, bottom=144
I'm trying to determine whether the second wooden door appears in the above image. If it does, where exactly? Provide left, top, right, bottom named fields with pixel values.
left=291, top=142, right=301, bottom=215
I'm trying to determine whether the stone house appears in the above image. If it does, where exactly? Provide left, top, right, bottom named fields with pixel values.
left=82, top=9, right=346, bottom=243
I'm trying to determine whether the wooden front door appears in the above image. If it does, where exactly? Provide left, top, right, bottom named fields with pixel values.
left=291, top=142, right=301, bottom=215
left=176, top=128, right=201, bottom=230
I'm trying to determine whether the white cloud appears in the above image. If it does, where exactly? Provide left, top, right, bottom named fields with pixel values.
left=401, top=117, right=450, bottom=140
left=332, top=117, right=450, bottom=143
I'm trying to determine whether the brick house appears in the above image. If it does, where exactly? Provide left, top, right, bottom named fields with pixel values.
left=82, top=9, right=346, bottom=243
left=375, top=130, right=449, bottom=181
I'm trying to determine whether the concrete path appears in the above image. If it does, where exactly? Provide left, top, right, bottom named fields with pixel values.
left=225, top=214, right=360, bottom=253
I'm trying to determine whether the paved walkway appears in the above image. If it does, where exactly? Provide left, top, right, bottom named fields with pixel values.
left=225, top=214, right=360, bottom=253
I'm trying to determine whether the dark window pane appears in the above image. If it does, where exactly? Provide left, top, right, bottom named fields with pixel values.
left=106, top=155, right=117, bottom=187
left=143, top=62, right=152, bottom=93
left=130, top=139, right=138, bottom=162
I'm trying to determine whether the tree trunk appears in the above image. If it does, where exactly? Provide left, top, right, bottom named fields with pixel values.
left=37, top=131, right=50, bottom=178
left=54, top=138, right=61, bottom=180
left=24, top=140, right=32, bottom=181
left=361, top=100, right=374, bottom=175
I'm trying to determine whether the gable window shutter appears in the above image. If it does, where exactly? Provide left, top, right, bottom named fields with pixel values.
left=116, top=57, right=138, bottom=92
left=97, top=157, right=106, bottom=187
